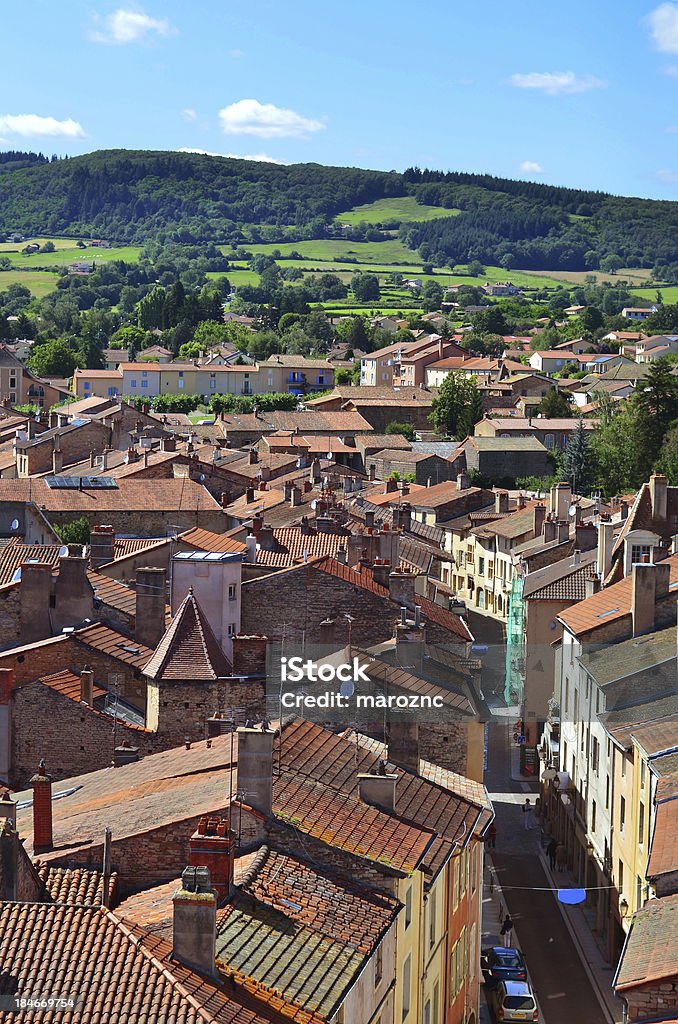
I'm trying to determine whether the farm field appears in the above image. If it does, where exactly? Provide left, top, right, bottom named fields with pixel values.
left=0, top=269, right=60, bottom=298
left=0, top=237, right=85, bottom=252
left=334, top=196, right=461, bottom=225
left=1, top=244, right=142, bottom=268
left=526, top=267, right=654, bottom=286
left=632, top=285, right=678, bottom=304
left=207, top=268, right=259, bottom=286
left=240, top=238, right=421, bottom=265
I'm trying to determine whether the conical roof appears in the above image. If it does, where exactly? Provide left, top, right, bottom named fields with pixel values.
left=144, top=589, right=232, bottom=681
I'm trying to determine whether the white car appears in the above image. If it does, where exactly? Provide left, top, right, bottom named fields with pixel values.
left=489, top=980, right=539, bottom=1021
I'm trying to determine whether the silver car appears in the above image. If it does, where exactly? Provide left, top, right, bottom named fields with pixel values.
left=489, top=980, right=539, bottom=1022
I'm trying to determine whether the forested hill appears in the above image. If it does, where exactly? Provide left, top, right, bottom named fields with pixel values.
left=1, top=149, right=677, bottom=272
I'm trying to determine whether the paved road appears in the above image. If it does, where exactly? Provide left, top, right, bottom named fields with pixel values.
left=485, top=719, right=608, bottom=1024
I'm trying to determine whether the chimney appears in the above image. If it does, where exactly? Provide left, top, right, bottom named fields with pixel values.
left=126, top=447, right=140, bottom=464
left=251, top=514, right=263, bottom=538
left=385, top=477, right=398, bottom=493
left=369, top=463, right=376, bottom=481
left=365, top=510, right=376, bottom=529
left=632, top=562, right=670, bottom=637
left=358, top=771, right=398, bottom=812
left=369, top=557, right=391, bottom=588
left=52, top=446, right=63, bottom=475
left=188, top=816, right=235, bottom=901
left=172, top=866, right=217, bottom=977
left=113, top=741, right=140, bottom=766
left=584, top=574, right=600, bottom=599
left=102, top=448, right=113, bottom=472
left=0, top=669, right=12, bottom=783
left=19, top=563, right=53, bottom=644
left=290, top=485, right=302, bottom=507
left=80, top=665, right=94, bottom=705
left=90, top=524, right=115, bottom=568
left=551, top=482, right=572, bottom=520
left=89, top=450, right=96, bottom=468
left=258, top=525, right=275, bottom=551
left=532, top=504, right=546, bottom=538
left=0, top=817, right=18, bottom=901
left=245, top=535, right=257, bottom=564
left=336, top=543, right=347, bottom=565
left=31, top=760, right=53, bottom=853
left=650, top=474, right=668, bottom=523
left=283, top=481, right=293, bottom=501
left=319, top=618, right=336, bottom=645
left=248, top=449, right=258, bottom=465
left=557, top=521, right=570, bottom=544
left=389, top=570, right=416, bottom=609
left=310, top=458, right=322, bottom=484
left=232, top=635, right=268, bottom=676
left=620, top=500, right=629, bottom=521
left=387, top=721, right=420, bottom=773
left=135, top=567, right=167, bottom=649
left=456, top=471, right=470, bottom=490
left=542, top=516, right=558, bottom=544
left=516, top=493, right=526, bottom=510
left=245, top=486, right=255, bottom=504
left=395, top=609, right=426, bottom=673
left=495, top=490, right=509, bottom=514
left=26, top=419, right=35, bottom=441
left=597, top=521, right=615, bottom=580
left=236, top=725, right=275, bottom=814
left=161, top=436, right=177, bottom=453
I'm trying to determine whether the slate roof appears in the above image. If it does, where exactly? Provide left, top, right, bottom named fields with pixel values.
left=144, top=591, right=232, bottom=680
left=0, top=902, right=276, bottom=1024
left=615, top=894, right=678, bottom=990
left=522, top=549, right=597, bottom=601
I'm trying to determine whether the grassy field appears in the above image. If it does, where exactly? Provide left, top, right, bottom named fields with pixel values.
left=632, top=285, right=678, bottom=304
left=208, top=268, right=259, bottom=286
left=241, top=238, right=422, bottom=265
left=335, top=196, right=460, bottom=225
left=526, top=267, right=655, bottom=286
left=0, top=269, right=60, bottom=297
left=1, top=243, right=142, bottom=269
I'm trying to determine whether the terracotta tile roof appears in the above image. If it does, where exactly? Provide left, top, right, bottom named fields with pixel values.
left=38, top=668, right=107, bottom=703
left=113, top=536, right=170, bottom=559
left=180, top=528, right=248, bottom=555
left=37, top=863, right=118, bottom=907
left=0, top=538, right=62, bottom=584
left=273, top=772, right=434, bottom=874
left=0, top=478, right=222, bottom=512
left=560, top=552, right=678, bottom=637
left=615, top=894, right=678, bottom=990
left=74, top=622, right=154, bottom=669
left=266, top=411, right=372, bottom=434
left=632, top=715, right=678, bottom=757
left=0, top=902, right=276, bottom=1024
left=87, top=569, right=138, bottom=617
left=354, top=433, right=412, bottom=453
left=360, top=483, right=428, bottom=506
left=144, top=591, right=232, bottom=680
left=647, top=798, right=678, bottom=881
left=252, top=528, right=347, bottom=569
left=522, top=549, right=598, bottom=601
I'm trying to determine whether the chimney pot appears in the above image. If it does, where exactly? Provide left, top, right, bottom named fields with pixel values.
left=357, top=772, right=399, bottom=812
left=31, top=760, right=53, bottom=853
left=172, top=866, right=217, bottom=977
left=80, top=666, right=94, bottom=705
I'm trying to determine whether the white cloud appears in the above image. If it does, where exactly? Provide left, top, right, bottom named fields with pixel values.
left=0, top=114, right=85, bottom=138
left=520, top=160, right=544, bottom=174
left=218, top=99, right=325, bottom=138
left=90, top=8, right=176, bottom=44
left=176, top=147, right=286, bottom=164
left=510, top=71, right=606, bottom=95
left=656, top=168, right=678, bottom=184
left=647, top=3, right=678, bottom=53
left=182, top=108, right=197, bottom=121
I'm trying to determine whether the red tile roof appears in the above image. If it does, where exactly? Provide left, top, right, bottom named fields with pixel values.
left=0, top=902, right=277, bottom=1023
left=253, top=528, right=347, bottom=569
left=647, top=798, right=678, bottom=881
left=87, top=569, right=138, bottom=617
left=38, top=668, right=107, bottom=703
left=144, top=591, right=232, bottom=680
left=0, top=478, right=222, bottom=511
left=180, top=528, right=248, bottom=555
left=615, top=893, right=678, bottom=990
left=37, top=863, right=118, bottom=907
left=74, top=622, right=153, bottom=669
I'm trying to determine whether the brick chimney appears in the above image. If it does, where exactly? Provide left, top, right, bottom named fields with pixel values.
left=53, top=551, right=94, bottom=631
left=135, top=567, right=167, bottom=649
left=532, top=504, right=546, bottom=537
left=80, top=665, right=94, bottom=705
left=365, top=510, right=376, bottom=529
left=236, top=724, right=275, bottom=814
left=632, top=562, right=670, bottom=637
left=385, top=477, right=398, bottom=493
left=387, top=720, right=420, bottom=773
left=31, top=759, right=53, bottom=853
left=188, top=816, right=235, bottom=901
left=251, top=514, right=263, bottom=538
left=358, top=771, right=398, bottom=812
left=232, top=635, right=267, bottom=676
left=160, top=436, right=176, bottom=453
left=0, top=669, right=12, bottom=783
left=172, top=866, right=217, bottom=977
left=19, top=562, right=52, bottom=644
left=90, top=524, right=115, bottom=568
left=258, top=525, right=275, bottom=551
left=650, top=474, right=668, bottom=523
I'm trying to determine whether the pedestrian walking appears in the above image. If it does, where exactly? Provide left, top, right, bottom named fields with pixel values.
left=486, top=822, right=497, bottom=849
left=522, top=798, right=533, bottom=830
left=547, top=837, right=557, bottom=871
left=500, top=914, right=514, bottom=948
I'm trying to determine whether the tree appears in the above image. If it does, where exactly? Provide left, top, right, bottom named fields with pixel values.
left=579, top=306, right=604, bottom=332
left=28, top=338, right=78, bottom=377
left=385, top=421, right=416, bottom=441
left=350, top=273, right=380, bottom=303
left=600, top=254, right=623, bottom=275
left=537, top=389, right=573, bottom=418
left=590, top=405, right=646, bottom=495
left=633, top=357, right=678, bottom=456
left=642, top=302, right=678, bottom=335
left=421, top=279, right=443, bottom=312
left=467, top=261, right=485, bottom=277
left=561, top=420, right=596, bottom=494
left=40, top=240, right=56, bottom=253
left=430, top=372, right=483, bottom=438
left=470, top=306, right=508, bottom=335
left=55, top=516, right=91, bottom=546
left=110, top=325, right=147, bottom=350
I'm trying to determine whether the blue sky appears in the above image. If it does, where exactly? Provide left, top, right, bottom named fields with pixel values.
left=1, top=0, right=678, bottom=199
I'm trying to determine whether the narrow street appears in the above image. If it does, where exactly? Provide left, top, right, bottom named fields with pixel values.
left=484, top=718, right=609, bottom=1024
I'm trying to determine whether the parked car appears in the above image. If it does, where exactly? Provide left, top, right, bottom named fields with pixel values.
left=488, top=980, right=539, bottom=1021
left=481, top=946, right=528, bottom=986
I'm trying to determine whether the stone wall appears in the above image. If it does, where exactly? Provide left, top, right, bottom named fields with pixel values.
left=624, top=979, right=678, bottom=1021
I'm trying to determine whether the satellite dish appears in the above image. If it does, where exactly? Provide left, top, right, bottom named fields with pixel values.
left=310, top=499, right=318, bottom=510
left=568, top=505, right=577, bottom=517
left=59, top=545, right=69, bottom=557
left=199, top=474, right=206, bottom=483
left=339, top=679, right=355, bottom=699
left=10, top=519, right=19, bottom=531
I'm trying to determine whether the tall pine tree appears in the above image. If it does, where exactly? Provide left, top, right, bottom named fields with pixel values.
left=562, top=419, right=596, bottom=496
